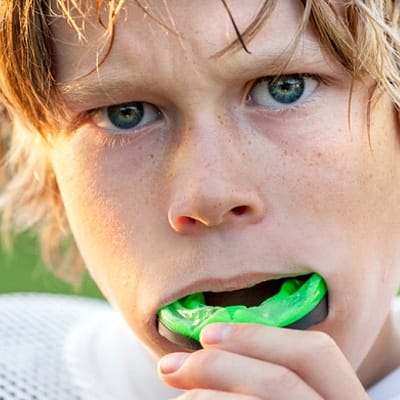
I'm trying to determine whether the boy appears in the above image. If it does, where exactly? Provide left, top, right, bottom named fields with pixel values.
left=1, top=0, right=400, bottom=398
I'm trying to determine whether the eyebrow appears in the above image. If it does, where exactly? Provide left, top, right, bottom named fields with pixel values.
left=59, top=72, right=140, bottom=112
left=213, top=38, right=329, bottom=78
left=59, top=39, right=329, bottom=112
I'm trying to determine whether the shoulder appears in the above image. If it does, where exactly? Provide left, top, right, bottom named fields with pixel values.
left=0, top=292, right=181, bottom=400
left=368, top=367, right=400, bottom=400
left=367, top=297, right=400, bottom=400
left=0, top=292, right=110, bottom=400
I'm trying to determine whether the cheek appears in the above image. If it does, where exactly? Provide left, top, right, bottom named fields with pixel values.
left=50, top=136, right=169, bottom=306
left=260, top=102, right=400, bottom=366
left=282, top=97, right=400, bottom=236
left=51, top=140, right=189, bottom=353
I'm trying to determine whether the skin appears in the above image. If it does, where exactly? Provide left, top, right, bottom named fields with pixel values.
left=48, top=0, right=400, bottom=398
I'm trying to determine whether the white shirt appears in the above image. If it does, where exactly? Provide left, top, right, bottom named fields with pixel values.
left=368, top=367, right=400, bottom=400
left=0, top=293, right=180, bottom=400
left=63, top=299, right=181, bottom=399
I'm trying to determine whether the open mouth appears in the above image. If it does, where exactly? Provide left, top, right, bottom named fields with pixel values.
left=158, top=273, right=328, bottom=349
left=203, top=275, right=300, bottom=308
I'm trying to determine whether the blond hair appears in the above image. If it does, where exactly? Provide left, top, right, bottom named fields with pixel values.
left=0, top=0, right=399, bottom=283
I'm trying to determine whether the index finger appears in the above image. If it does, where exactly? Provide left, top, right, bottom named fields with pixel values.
left=200, top=324, right=368, bottom=400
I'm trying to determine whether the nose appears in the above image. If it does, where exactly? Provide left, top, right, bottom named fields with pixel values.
left=167, top=126, right=266, bottom=234
left=168, top=189, right=265, bottom=233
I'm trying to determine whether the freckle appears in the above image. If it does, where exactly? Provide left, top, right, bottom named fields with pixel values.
left=150, top=153, right=154, bottom=159
left=217, top=115, right=225, bottom=126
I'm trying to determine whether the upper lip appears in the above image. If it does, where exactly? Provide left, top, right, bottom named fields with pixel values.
left=158, top=270, right=313, bottom=308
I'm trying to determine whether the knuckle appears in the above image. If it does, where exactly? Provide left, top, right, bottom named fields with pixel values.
left=266, top=366, right=301, bottom=396
left=191, top=347, right=222, bottom=366
left=257, top=366, right=299, bottom=400
left=273, top=365, right=297, bottom=386
left=233, top=322, right=262, bottom=339
left=309, top=330, right=338, bottom=354
left=188, top=348, right=224, bottom=378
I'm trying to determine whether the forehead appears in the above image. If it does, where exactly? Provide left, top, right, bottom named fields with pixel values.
left=51, top=0, right=324, bottom=84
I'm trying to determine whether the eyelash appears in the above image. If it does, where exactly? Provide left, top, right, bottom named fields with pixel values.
left=79, top=104, right=161, bottom=147
left=77, top=73, right=328, bottom=147
left=246, top=73, right=326, bottom=115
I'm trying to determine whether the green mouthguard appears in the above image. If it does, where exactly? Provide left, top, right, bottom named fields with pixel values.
left=158, top=273, right=327, bottom=347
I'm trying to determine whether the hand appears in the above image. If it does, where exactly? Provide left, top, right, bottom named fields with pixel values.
left=158, top=323, right=369, bottom=399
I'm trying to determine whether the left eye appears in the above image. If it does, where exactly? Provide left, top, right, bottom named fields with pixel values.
left=249, top=74, right=319, bottom=108
left=91, top=102, right=160, bottom=131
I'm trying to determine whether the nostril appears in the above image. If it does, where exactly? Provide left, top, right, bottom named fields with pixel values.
left=176, top=216, right=197, bottom=225
left=231, top=205, right=249, bottom=216
left=168, top=194, right=265, bottom=232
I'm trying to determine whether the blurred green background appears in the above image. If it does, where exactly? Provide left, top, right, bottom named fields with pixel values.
left=0, top=232, right=103, bottom=298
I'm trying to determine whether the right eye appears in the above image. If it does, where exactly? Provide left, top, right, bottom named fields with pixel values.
left=91, top=102, right=161, bottom=132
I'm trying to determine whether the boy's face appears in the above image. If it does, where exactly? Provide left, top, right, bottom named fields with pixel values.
left=50, top=0, right=400, bottom=367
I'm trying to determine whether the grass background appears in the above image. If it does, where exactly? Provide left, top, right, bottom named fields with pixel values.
left=0, top=232, right=103, bottom=298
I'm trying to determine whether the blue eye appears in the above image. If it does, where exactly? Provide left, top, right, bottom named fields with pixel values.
left=92, top=102, right=160, bottom=132
left=108, top=103, right=144, bottom=129
left=250, top=74, right=319, bottom=108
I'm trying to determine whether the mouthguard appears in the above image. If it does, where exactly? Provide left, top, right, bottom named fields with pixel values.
left=158, top=273, right=328, bottom=349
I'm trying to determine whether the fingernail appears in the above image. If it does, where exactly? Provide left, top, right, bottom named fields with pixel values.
left=158, top=353, right=189, bottom=374
left=200, top=323, right=232, bottom=345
